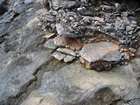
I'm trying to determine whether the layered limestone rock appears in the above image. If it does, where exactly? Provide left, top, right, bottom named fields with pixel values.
left=0, top=0, right=140, bottom=105
left=38, top=0, right=140, bottom=70
left=79, top=42, right=123, bottom=70
left=21, top=59, right=140, bottom=105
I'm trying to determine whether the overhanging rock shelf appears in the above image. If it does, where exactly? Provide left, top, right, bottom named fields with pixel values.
left=37, top=0, right=140, bottom=71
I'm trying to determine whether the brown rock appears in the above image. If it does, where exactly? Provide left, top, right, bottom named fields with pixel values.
left=80, top=42, right=122, bottom=62
left=79, top=41, right=123, bottom=70
left=53, top=36, right=83, bottom=50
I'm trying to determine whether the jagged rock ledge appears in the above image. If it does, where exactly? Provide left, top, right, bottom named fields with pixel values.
left=37, top=0, right=140, bottom=71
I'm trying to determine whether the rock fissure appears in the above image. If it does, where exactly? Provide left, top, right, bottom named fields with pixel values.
left=8, top=57, right=68, bottom=105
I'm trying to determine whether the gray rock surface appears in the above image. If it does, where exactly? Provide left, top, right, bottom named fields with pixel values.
left=44, top=39, right=57, bottom=49
left=80, top=42, right=122, bottom=62
left=57, top=48, right=76, bottom=57
left=21, top=60, right=140, bottom=105
left=64, top=55, right=76, bottom=62
left=0, top=51, right=52, bottom=105
left=52, top=51, right=66, bottom=61
left=0, top=0, right=140, bottom=105
left=38, top=0, right=140, bottom=49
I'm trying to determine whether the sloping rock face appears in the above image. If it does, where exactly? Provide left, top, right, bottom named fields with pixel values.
left=0, top=0, right=140, bottom=105
left=21, top=60, right=140, bottom=105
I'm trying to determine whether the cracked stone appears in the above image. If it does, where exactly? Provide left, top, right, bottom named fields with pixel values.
left=64, top=55, right=76, bottom=62
left=94, top=17, right=104, bottom=23
left=44, top=39, right=57, bottom=49
left=43, top=33, right=56, bottom=39
left=53, top=36, right=83, bottom=50
left=80, top=42, right=123, bottom=62
left=1, top=0, right=140, bottom=105
left=52, top=51, right=66, bottom=61
left=0, top=51, right=52, bottom=104
left=57, top=48, right=76, bottom=56
left=21, top=60, right=140, bottom=105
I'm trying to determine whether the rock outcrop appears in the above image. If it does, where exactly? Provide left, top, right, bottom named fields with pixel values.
left=37, top=0, right=140, bottom=71
left=0, top=0, right=140, bottom=105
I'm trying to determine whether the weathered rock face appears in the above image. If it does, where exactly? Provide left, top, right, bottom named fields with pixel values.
left=38, top=0, right=140, bottom=71
left=38, top=0, right=140, bottom=47
left=79, top=42, right=123, bottom=70
left=0, top=0, right=140, bottom=105
left=21, top=60, right=140, bottom=105
left=80, top=42, right=122, bottom=62
left=0, top=0, right=9, bottom=15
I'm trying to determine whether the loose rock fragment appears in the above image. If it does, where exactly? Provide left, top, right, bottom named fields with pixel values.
left=57, top=48, right=76, bottom=56
left=52, top=52, right=66, bottom=61
left=44, top=39, right=57, bottom=49
left=80, top=42, right=122, bottom=62
left=43, top=33, right=56, bottom=39
left=64, top=55, right=76, bottom=62
left=53, top=36, right=67, bottom=47
left=53, top=36, right=83, bottom=50
left=94, top=17, right=104, bottom=23
left=38, top=0, right=140, bottom=71
left=79, top=42, right=123, bottom=70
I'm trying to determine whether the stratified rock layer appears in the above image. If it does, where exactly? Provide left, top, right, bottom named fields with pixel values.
left=38, top=0, right=140, bottom=71
left=21, top=59, right=140, bottom=105
left=80, top=42, right=122, bottom=62
left=79, top=42, right=123, bottom=70
left=0, top=0, right=140, bottom=105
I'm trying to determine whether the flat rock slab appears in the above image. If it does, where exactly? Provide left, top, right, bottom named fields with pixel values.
left=53, top=36, right=83, bottom=50
left=21, top=59, right=140, bottom=105
left=0, top=51, right=52, bottom=105
left=57, top=48, right=76, bottom=56
left=52, top=51, right=66, bottom=61
left=80, top=42, right=123, bottom=62
left=44, top=39, right=57, bottom=49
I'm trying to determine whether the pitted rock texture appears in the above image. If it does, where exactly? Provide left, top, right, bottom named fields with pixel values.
left=80, top=42, right=122, bottom=62
left=79, top=42, right=123, bottom=70
left=43, top=32, right=134, bottom=71
left=0, top=0, right=140, bottom=105
left=38, top=0, right=140, bottom=70
left=21, top=60, right=140, bottom=105
left=38, top=0, right=140, bottom=47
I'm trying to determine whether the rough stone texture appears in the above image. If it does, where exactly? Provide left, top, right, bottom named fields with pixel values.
left=80, top=42, right=122, bottom=62
left=44, top=39, right=57, bottom=49
left=64, top=55, right=76, bottom=62
left=53, top=36, right=83, bottom=50
left=0, top=0, right=140, bottom=105
left=21, top=60, right=140, bottom=105
left=0, top=0, right=50, bottom=104
left=57, top=48, right=76, bottom=57
left=52, top=51, right=66, bottom=61
left=0, top=51, right=52, bottom=105
left=38, top=0, right=140, bottom=49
